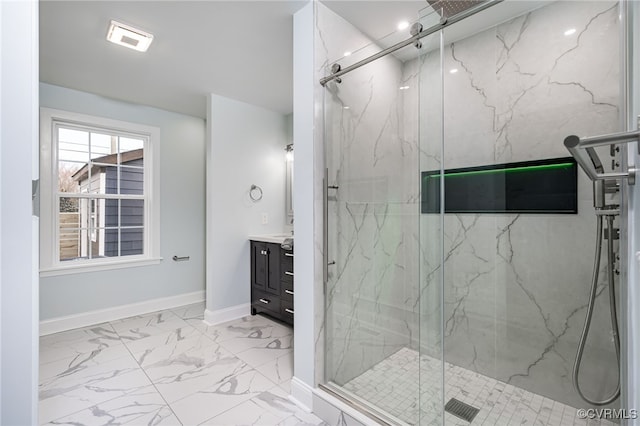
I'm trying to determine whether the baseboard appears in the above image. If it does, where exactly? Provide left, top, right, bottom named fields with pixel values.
left=289, top=376, right=314, bottom=412
left=39, top=290, right=205, bottom=336
left=203, top=303, right=250, bottom=325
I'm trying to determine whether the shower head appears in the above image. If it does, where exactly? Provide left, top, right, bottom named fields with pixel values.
left=564, top=130, right=639, bottom=210
left=564, top=135, right=604, bottom=181
left=426, top=0, right=487, bottom=19
left=565, top=135, right=611, bottom=210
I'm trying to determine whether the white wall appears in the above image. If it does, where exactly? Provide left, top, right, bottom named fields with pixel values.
left=206, top=94, right=287, bottom=317
left=39, top=83, right=206, bottom=320
left=0, top=1, right=39, bottom=424
left=291, top=2, right=317, bottom=407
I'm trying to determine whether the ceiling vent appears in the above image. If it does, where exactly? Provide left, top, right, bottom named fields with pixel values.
left=106, top=20, right=154, bottom=52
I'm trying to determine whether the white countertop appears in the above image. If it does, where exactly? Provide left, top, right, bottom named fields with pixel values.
left=248, top=233, right=294, bottom=244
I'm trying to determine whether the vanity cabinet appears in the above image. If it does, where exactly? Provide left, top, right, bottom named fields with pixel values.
left=250, top=241, right=294, bottom=326
left=250, top=241, right=280, bottom=295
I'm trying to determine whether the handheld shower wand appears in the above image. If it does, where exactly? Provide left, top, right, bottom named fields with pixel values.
left=564, top=135, right=621, bottom=406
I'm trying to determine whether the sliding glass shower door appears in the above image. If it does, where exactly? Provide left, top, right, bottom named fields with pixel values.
left=322, top=8, right=444, bottom=426
left=321, top=0, right=626, bottom=424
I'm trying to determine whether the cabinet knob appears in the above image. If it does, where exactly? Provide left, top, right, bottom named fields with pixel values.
left=284, top=271, right=294, bottom=276
left=284, top=290, right=294, bottom=295
left=285, top=308, right=294, bottom=314
left=261, top=250, right=268, bottom=255
left=259, top=298, right=270, bottom=304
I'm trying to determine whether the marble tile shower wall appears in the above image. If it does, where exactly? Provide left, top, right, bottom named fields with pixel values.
left=319, top=4, right=422, bottom=385
left=417, top=0, right=621, bottom=409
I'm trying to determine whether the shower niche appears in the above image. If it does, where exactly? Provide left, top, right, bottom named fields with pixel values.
left=421, top=157, right=578, bottom=214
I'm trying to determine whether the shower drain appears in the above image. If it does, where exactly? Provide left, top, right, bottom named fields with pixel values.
left=444, top=398, right=480, bottom=423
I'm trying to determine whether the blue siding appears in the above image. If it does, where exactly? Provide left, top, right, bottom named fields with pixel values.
left=104, top=157, right=144, bottom=257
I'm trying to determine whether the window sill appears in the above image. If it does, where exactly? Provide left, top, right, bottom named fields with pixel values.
left=40, top=257, right=163, bottom=277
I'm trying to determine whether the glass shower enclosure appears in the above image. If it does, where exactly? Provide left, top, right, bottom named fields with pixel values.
left=321, top=0, right=628, bottom=424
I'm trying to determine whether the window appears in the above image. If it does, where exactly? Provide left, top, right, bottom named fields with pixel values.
left=40, top=108, right=160, bottom=276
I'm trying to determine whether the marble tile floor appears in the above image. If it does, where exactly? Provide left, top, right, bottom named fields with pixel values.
left=342, top=348, right=616, bottom=426
left=39, top=303, right=327, bottom=426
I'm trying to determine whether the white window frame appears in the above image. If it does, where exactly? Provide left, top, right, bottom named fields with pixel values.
left=40, top=108, right=161, bottom=276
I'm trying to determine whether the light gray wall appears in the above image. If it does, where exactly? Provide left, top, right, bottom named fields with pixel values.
left=1, top=1, right=39, bottom=423
left=206, top=94, right=287, bottom=312
left=292, top=1, right=317, bottom=401
left=39, top=83, right=206, bottom=320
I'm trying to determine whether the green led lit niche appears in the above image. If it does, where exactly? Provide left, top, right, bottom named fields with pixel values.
left=421, top=157, right=578, bottom=214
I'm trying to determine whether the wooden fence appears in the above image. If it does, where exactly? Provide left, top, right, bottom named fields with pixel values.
left=59, top=213, right=79, bottom=260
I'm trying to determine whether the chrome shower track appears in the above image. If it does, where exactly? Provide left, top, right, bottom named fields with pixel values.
left=319, top=0, right=503, bottom=86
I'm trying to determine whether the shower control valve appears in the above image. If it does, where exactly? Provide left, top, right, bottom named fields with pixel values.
left=604, top=227, right=620, bottom=240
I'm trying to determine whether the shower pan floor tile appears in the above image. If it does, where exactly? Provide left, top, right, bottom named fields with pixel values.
left=342, top=347, right=615, bottom=426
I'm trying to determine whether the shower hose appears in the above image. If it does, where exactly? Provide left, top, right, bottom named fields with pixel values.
left=573, top=214, right=620, bottom=405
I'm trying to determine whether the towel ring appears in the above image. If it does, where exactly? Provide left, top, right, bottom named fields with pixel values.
left=249, top=184, right=263, bottom=202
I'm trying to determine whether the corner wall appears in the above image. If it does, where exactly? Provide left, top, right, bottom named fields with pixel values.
left=291, top=2, right=318, bottom=408
left=206, top=94, right=288, bottom=320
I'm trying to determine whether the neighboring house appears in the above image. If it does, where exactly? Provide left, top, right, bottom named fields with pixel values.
left=72, top=148, right=144, bottom=258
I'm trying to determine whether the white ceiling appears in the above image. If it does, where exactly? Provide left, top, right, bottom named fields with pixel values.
left=322, top=1, right=428, bottom=42
left=40, top=1, right=308, bottom=119
left=40, top=1, right=543, bottom=119
left=40, top=0, right=433, bottom=119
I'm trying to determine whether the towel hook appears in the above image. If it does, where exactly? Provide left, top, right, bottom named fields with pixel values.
left=249, top=184, right=263, bottom=202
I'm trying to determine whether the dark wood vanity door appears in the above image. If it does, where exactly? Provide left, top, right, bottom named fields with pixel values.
left=251, top=241, right=269, bottom=291
left=251, top=241, right=280, bottom=295
left=265, top=244, right=280, bottom=295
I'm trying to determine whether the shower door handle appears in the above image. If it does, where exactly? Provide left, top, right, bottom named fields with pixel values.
left=323, top=168, right=329, bottom=294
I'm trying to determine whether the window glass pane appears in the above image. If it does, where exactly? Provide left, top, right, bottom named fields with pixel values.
left=104, top=198, right=119, bottom=228
left=77, top=165, right=116, bottom=194
left=90, top=132, right=114, bottom=160
left=59, top=161, right=85, bottom=194
left=59, top=196, right=80, bottom=261
left=121, top=227, right=144, bottom=256
left=61, top=228, right=90, bottom=261
left=119, top=166, right=144, bottom=195
left=83, top=227, right=113, bottom=258
left=58, top=127, right=89, bottom=163
left=101, top=228, right=144, bottom=258
left=121, top=199, right=144, bottom=227
left=103, top=228, right=120, bottom=257
left=119, top=136, right=144, bottom=158
left=59, top=195, right=79, bottom=217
